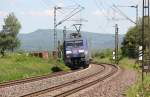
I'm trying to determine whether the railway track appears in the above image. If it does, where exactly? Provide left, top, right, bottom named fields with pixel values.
left=0, top=69, right=80, bottom=88
left=0, top=64, right=103, bottom=97
left=56, top=65, right=118, bottom=97
left=21, top=64, right=118, bottom=97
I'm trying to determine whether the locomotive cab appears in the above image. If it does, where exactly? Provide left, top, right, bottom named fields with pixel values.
left=63, top=33, right=90, bottom=69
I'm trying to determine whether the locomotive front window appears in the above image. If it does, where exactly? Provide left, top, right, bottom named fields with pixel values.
left=75, top=40, right=83, bottom=47
left=66, top=40, right=83, bottom=47
left=66, top=42, right=74, bottom=47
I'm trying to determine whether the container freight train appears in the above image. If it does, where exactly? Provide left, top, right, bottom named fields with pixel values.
left=63, top=33, right=90, bottom=69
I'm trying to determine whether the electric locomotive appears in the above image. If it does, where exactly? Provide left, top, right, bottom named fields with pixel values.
left=63, top=32, right=90, bottom=69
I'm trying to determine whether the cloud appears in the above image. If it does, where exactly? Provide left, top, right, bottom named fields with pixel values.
left=134, top=0, right=142, bottom=4
left=21, top=9, right=54, bottom=17
left=93, top=10, right=115, bottom=17
left=93, top=10, right=105, bottom=16
left=94, top=9, right=122, bottom=16
left=93, top=9, right=123, bottom=21
left=0, top=11, right=8, bottom=17
left=6, top=0, right=18, bottom=5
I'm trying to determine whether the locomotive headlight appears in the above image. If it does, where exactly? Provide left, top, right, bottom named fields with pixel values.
left=85, top=51, right=88, bottom=55
left=66, top=51, right=72, bottom=54
left=79, top=49, right=85, bottom=53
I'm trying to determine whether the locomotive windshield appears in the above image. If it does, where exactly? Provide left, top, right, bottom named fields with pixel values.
left=75, top=40, right=83, bottom=47
left=66, top=42, right=74, bottom=47
left=66, top=40, right=83, bottom=47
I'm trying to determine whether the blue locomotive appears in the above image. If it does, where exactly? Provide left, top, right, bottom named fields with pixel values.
left=63, top=33, right=90, bottom=69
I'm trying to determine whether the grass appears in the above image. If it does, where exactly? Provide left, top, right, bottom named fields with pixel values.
left=119, top=57, right=139, bottom=70
left=0, top=53, right=70, bottom=83
left=127, top=74, right=150, bottom=97
left=92, top=57, right=112, bottom=64
left=92, top=50, right=139, bottom=70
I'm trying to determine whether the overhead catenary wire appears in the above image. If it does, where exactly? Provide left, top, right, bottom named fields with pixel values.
left=39, top=0, right=85, bottom=24
left=113, top=4, right=136, bottom=24
left=93, top=0, right=115, bottom=34
left=56, top=6, right=84, bottom=26
left=97, top=0, right=137, bottom=23
left=94, top=0, right=133, bottom=35
left=96, top=0, right=120, bottom=21
left=95, top=0, right=122, bottom=23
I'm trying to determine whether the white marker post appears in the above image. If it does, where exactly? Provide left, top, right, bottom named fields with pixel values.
left=113, top=51, right=115, bottom=60
left=139, top=46, right=143, bottom=61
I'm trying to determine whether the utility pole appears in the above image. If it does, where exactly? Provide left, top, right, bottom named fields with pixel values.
left=54, top=6, right=56, bottom=51
left=58, top=40, right=61, bottom=59
left=54, top=6, right=61, bottom=51
left=136, top=5, right=139, bottom=24
left=63, top=26, right=67, bottom=41
left=115, top=24, right=119, bottom=65
left=142, top=0, right=150, bottom=83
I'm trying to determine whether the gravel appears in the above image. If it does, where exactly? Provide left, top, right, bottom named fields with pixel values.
left=0, top=64, right=103, bottom=97
left=37, top=64, right=112, bottom=97
left=69, top=69, right=137, bottom=97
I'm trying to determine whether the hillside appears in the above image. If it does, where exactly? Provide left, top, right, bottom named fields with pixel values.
left=18, top=29, right=124, bottom=52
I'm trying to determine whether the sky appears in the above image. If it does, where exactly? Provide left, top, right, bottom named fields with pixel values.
left=0, top=0, right=142, bottom=34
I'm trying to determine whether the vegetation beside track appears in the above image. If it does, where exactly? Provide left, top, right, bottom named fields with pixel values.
left=0, top=53, right=70, bottom=83
left=92, top=49, right=137, bottom=69
left=127, top=75, right=150, bottom=97
left=92, top=49, right=150, bottom=97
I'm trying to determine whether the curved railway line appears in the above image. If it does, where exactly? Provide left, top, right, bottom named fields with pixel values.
left=21, top=64, right=119, bottom=97
left=55, top=65, right=118, bottom=97
left=0, top=64, right=120, bottom=97
left=0, top=70, right=78, bottom=88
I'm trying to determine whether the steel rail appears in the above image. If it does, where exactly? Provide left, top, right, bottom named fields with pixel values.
left=55, top=65, right=118, bottom=97
left=0, top=69, right=82, bottom=88
left=21, top=64, right=117, bottom=97
left=21, top=64, right=106, bottom=97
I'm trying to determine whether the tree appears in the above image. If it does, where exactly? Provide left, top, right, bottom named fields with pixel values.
left=121, top=26, right=139, bottom=58
left=0, top=13, right=21, bottom=56
left=121, top=17, right=150, bottom=58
